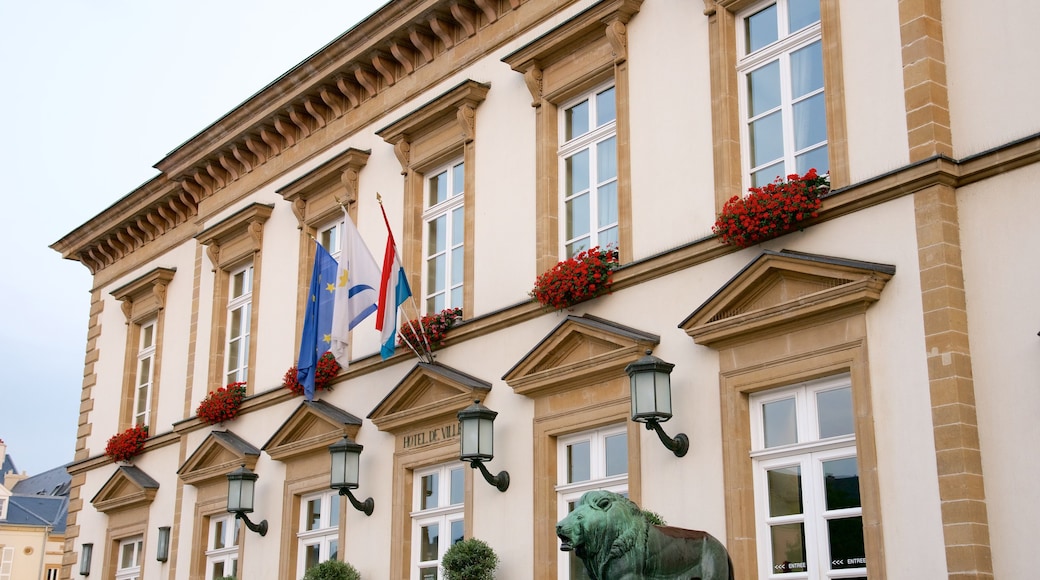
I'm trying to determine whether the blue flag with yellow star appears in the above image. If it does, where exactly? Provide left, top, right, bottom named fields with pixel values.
left=297, top=241, right=339, bottom=400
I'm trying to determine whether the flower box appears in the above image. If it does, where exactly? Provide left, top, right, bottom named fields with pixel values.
left=530, top=246, right=618, bottom=311
left=283, top=351, right=341, bottom=397
left=399, top=307, right=463, bottom=352
left=196, top=382, right=247, bottom=425
left=105, top=424, right=148, bottom=463
left=712, top=169, right=829, bottom=249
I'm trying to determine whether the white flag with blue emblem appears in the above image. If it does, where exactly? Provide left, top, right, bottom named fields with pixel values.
left=330, top=209, right=381, bottom=368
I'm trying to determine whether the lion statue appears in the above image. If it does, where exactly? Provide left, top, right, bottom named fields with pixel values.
left=556, top=490, right=733, bottom=580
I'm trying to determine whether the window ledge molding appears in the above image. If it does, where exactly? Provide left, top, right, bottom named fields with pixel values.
left=195, top=202, right=273, bottom=269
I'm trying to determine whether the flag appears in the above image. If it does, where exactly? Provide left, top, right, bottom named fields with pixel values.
left=297, top=242, right=339, bottom=400
left=376, top=204, right=412, bottom=359
left=330, top=209, right=381, bottom=367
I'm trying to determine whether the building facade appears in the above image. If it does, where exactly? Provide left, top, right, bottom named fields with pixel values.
left=51, top=0, right=1040, bottom=579
left=0, top=440, right=70, bottom=580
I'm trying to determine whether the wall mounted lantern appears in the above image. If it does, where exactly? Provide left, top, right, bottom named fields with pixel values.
left=457, top=399, right=510, bottom=492
left=226, top=465, right=268, bottom=536
left=626, top=350, right=689, bottom=457
left=79, top=543, right=93, bottom=576
left=328, top=435, right=375, bottom=516
left=156, top=526, right=171, bottom=562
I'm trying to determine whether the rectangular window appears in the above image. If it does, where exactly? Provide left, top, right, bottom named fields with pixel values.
left=739, top=0, right=827, bottom=188
left=115, top=536, right=143, bottom=580
left=423, top=160, right=465, bottom=313
left=0, top=547, right=12, bottom=580
left=225, top=264, right=253, bottom=385
left=411, top=463, right=465, bottom=580
left=134, top=319, right=156, bottom=428
left=559, top=84, right=618, bottom=258
left=206, top=514, right=239, bottom=580
left=750, top=375, right=864, bottom=580
left=297, top=490, right=341, bottom=576
left=319, top=222, right=343, bottom=261
left=556, top=425, right=628, bottom=579
left=45, top=566, right=59, bottom=580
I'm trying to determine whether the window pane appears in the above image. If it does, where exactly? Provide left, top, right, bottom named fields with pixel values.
left=823, top=457, right=860, bottom=510
left=748, top=60, right=781, bottom=117
left=136, top=386, right=147, bottom=414
left=763, top=397, right=797, bottom=447
left=421, top=473, right=439, bottom=510
left=598, top=182, right=618, bottom=230
left=229, top=309, right=243, bottom=339
left=749, top=112, right=783, bottom=168
left=330, top=493, right=340, bottom=528
left=420, top=566, right=438, bottom=580
left=329, top=539, right=338, bottom=562
left=451, top=162, right=465, bottom=195
left=211, top=562, right=225, bottom=578
left=566, top=238, right=590, bottom=259
left=451, top=247, right=463, bottom=287
left=450, top=287, right=462, bottom=309
left=604, top=432, right=627, bottom=477
left=817, top=386, right=853, bottom=439
left=752, top=161, right=785, bottom=188
left=597, top=136, right=617, bottom=181
left=746, top=4, right=778, bottom=53
left=566, top=150, right=590, bottom=195
left=138, top=358, right=151, bottom=386
left=788, top=0, right=820, bottom=33
left=226, top=341, right=240, bottom=374
left=595, top=87, right=616, bottom=126
left=141, top=324, right=153, bottom=348
left=420, top=524, right=439, bottom=561
left=793, top=93, right=827, bottom=150
left=565, top=99, right=590, bottom=140
left=305, top=544, right=321, bottom=571
left=306, top=497, right=321, bottom=531
left=566, top=193, right=590, bottom=241
left=450, top=520, right=465, bottom=546
left=598, top=226, right=618, bottom=250
left=450, top=467, right=465, bottom=505
left=213, top=519, right=226, bottom=549
left=428, top=215, right=446, bottom=254
left=769, top=522, right=807, bottom=574
left=567, top=441, right=591, bottom=483
left=451, top=207, right=464, bottom=245
left=795, top=144, right=828, bottom=176
left=427, top=255, right=445, bottom=295
left=120, top=543, right=134, bottom=568
left=791, top=41, right=823, bottom=98
left=767, top=466, right=803, bottom=517
left=827, top=516, right=866, bottom=570
left=429, top=170, right=448, bottom=206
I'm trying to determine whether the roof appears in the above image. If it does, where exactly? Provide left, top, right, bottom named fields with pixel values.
left=4, top=495, right=69, bottom=533
left=11, top=464, right=72, bottom=497
left=1, top=453, right=16, bottom=477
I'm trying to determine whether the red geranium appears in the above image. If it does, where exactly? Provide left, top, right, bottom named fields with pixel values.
left=104, top=424, right=149, bottom=463
left=399, top=307, right=463, bottom=351
left=530, top=246, right=618, bottom=311
left=712, top=169, right=829, bottom=248
left=283, top=351, right=341, bottom=397
left=196, top=382, right=247, bottom=425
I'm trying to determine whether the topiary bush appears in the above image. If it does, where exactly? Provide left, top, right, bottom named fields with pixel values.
left=301, top=560, right=361, bottom=580
left=642, top=509, right=667, bottom=526
left=441, top=538, right=499, bottom=580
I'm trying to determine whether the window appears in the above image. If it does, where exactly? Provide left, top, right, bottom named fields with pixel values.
left=45, top=566, right=59, bottom=580
left=423, top=160, right=465, bottom=312
left=750, top=375, right=865, bottom=580
left=0, top=547, right=12, bottom=580
left=115, top=536, right=143, bottom=580
left=224, top=264, right=253, bottom=385
left=559, top=84, right=618, bottom=258
left=0, top=497, right=6, bottom=519
left=298, top=490, right=340, bottom=576
left=411, top=463, right=465, bottom=580
left=556, top=425, right=628, bottom=579
left=738, top=0, right=827, bottom=188
left=133, top=319, right=156, bottom=428
left=318, top=221, right=343, bottom=261
left=206, top=514, right=239, bottom=580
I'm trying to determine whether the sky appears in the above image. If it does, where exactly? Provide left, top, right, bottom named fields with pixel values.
left=0, top=0, right=388, bottom=477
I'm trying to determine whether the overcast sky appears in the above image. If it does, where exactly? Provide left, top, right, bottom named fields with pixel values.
left=0, top=0, right=387, bottom=477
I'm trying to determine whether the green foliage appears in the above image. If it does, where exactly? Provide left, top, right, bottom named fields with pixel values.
left=441, top=538, right=499, bottom=580
left=642, top=509, right=667, bottom=526
left=300, top=559, right=361, bottom=580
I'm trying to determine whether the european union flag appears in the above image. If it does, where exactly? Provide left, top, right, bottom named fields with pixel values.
left=297, top=241, right=339, bottom=400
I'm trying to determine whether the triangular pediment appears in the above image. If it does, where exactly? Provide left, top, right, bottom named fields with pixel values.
left=91, top=465, right=159, bottom=513
left=177, top=430, right=260, bottom=486
left=680, top=250, right=895, bottom=348
left=264, top=400, right=363, bottom=461
left=503, top=315, right=659, bottom=398
left=369, top=363, right=491, bottom=433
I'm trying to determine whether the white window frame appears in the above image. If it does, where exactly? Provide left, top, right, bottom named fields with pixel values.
left=224, top=263, right=253, bottom=385
left=205, top=514, right=239, bottom=580
left=0, top=547, right=13, bottom=580
left=555, top=424, right=628, bottom=579
left=737, top=0, right=826, bottom=189
left=558, top=82, right=619, bottom=259
left=297, top=490, right=341, bottom=577
left=318, top=221, right=344, bottom=262
left=422, top=159, right=465, bottom=314
left=115, top=536, right=143, bottom=580
left=410, top=463, right=465, bottom=580
left=134, top=319, right=156, bottom=428
left=750, top=374, right=865, bottom=580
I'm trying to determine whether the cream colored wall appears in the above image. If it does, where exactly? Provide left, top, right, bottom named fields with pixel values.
left=944, top=0, right=1040, bottom=157
left=154, top=242, right=200, bottom=427
left=0, top=525, right=47, bottom=579
left=958, top=165, right=1040, bottom=579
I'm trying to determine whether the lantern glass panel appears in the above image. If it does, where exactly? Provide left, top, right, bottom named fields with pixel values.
left=632, top=372, right=656, bottom=417
left=461, top=416, right=480, bottom=457
left=478, top=416, right=494, bottom=457
left=654, top=370, right=672, bottom=416
left=330, top=448, right=347, bottom=487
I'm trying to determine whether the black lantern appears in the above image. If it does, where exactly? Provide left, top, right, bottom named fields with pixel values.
left=457, top=400, right=509, bottom=491
left=79, top=543, right=93, bottom=576
left=625, top=350, right=689, bottom=457
left=226, top=465, right=268, bottom=536
left=155, top=526, right=171, bottom=562
left=328, top=435, right=374, bottom=516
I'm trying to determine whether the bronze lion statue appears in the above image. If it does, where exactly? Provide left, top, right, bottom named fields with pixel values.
left=556, top=490, right=733, bottom=580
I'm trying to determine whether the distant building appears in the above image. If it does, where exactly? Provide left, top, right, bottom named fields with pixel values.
left=50, top=1, right=1040, bottom=579
left=0, top=439, right=70, bottom=580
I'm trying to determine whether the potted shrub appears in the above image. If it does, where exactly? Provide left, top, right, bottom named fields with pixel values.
left=441, top=538, right=499, bottom=580
left=196, top=382, right=247, bottom=425
left=712, top=168, right=829, bottom=248
left=301, top=560, right=361, bottom=580
left=398, top=307, right=463, bottom=352
left=104, top=424, right=148, bottom=463
left=283, top=351, right=341, bottom=396
left=530, top=246, right=618, bottom=311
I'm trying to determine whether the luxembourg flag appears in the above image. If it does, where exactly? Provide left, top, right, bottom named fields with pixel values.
left=375, top=203, right=412, bottom=359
